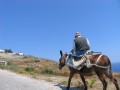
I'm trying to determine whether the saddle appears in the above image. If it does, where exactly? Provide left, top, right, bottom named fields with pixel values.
left=66, top=51, right=93, bottom=70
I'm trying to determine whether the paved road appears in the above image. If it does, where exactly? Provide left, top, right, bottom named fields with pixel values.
left=0, top=70, right=81, bottom=90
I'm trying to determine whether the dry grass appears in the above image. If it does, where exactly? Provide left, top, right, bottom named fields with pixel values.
left=0, top=53, right=69, bottom=76
left=0, top=53, right=120, bottom=90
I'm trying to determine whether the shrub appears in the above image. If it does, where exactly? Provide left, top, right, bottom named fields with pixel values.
left=17, top=68, right=26, bottom=74
left=25, top=66, right=35, bottom=74
left=4, top=49, right=13, bottom=53
left=59, top=81, right=67, bottom=85
left=6, top=60, right=18, bottom=71
left=7, top=60, right=15, bottom=65
left=86, top=78, right=96, bottom=88
left=90, top=79, right=96, bottom=88
left=0, top=65, right=6, bottom=69
left=41, top=68, right=53, bottom=74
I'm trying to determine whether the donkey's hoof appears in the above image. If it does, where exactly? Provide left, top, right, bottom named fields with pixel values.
left=66, top=87, right=69, bottom=90
left=84, top=88, right=87, bottom=90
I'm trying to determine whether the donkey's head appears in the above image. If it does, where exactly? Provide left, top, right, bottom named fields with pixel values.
left=59, top=50, right=67, bottom=70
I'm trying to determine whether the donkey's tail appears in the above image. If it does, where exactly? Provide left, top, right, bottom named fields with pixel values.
left=104, top=58, right=113, bottom=79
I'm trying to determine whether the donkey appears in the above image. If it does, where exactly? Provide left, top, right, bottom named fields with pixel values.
left=59, top=50, right=119, bottom=90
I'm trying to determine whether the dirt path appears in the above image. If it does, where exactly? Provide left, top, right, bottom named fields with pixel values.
left=0, top=69, right=119, bottom=90
left=0, top=70, right=82, bottom=90
left=0, top=70, right=60, bottom=90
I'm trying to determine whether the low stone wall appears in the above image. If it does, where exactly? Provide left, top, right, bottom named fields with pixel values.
left=0, top=61, right=7, bottom=65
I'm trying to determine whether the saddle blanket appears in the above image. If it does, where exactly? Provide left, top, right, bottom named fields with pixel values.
left=66, top=56, right=86, bottom=70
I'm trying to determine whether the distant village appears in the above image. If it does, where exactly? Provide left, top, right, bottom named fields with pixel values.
left=0, top=49, right=24, bottom=56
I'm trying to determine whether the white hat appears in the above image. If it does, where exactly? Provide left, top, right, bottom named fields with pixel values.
left=75, top=32, right=81, bottom=37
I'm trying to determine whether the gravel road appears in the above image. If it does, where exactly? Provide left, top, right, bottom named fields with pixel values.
left=0, top=70, right=61, bottom=90
left=0, top=70, right=80, bottom=90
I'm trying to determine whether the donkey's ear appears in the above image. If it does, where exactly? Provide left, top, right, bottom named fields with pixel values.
left=60, top=50, right=63, bottom=56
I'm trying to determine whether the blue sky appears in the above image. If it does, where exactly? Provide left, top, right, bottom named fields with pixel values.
left=0, top=0, right=120, bottom=63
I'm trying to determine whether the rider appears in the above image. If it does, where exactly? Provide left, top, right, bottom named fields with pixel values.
left=71, top=32, right=90, bottom=56
left=66, top=32, right=90, bottom=69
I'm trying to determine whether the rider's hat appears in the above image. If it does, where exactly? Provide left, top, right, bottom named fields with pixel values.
left=75, top=32, right=81, bottom=37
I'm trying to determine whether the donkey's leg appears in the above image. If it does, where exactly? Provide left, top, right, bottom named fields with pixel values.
left=96, top=71, right=108, bottom=90
left=111, top=78, right=120, bottom=90
left=67, top=71, right=75, bottom=90
left=79, top=73, right=87, bottom=90
left=104, top=69, right=120, bottom=90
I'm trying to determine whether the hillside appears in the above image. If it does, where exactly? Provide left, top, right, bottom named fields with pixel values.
left=0, top=52, right=120, bottom=90
left=0, top=52, right=69, bottom=76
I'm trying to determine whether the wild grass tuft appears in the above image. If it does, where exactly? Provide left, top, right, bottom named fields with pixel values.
left=59, top=81, right=67, bottom=85
left=41, top=68, right=53, bottom=74
left=25, top=66, right=35, bottom=74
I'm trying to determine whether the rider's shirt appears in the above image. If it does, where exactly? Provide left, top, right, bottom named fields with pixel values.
left=73, top=36, right=90, bottom=51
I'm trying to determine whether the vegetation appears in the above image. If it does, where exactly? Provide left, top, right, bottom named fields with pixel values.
left=0, top=53, right=69, bottom=76
left=0, top=60, right=18, bottom=72
left=0, top=52, right=120, bottom=90
left=4, top=49, right=13, bottom=53
left=86, top=78, right=97, bottom=88
left=25, top=66, right=35, bottom=74
left=41, top=68, right=53, bottom=74
left=7, top=60, right=15, bottom=65
left=59, top=81, right=68, bottom=85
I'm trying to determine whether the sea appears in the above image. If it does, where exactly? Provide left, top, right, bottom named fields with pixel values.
left=112, top=63, right=120, bottom=73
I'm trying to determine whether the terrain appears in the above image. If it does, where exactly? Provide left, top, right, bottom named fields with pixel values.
left=0, top=70, right=62, bottom=90
left=0, top=52, right=120, bottom=90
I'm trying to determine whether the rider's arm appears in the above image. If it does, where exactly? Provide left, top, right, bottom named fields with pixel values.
left=72, top=39, right=76, bottom=53
left=86, top=38, right=90, bottom=47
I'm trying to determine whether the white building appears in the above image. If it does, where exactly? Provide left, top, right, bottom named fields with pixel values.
left=18, top=52, right=24, bottom=56
left=13, top=52, right=24, bottom=56
left=0, top=49, right=5, bottom=53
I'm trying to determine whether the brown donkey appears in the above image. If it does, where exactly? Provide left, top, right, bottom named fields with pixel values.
left=59, top=50, right=119, bottom=90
